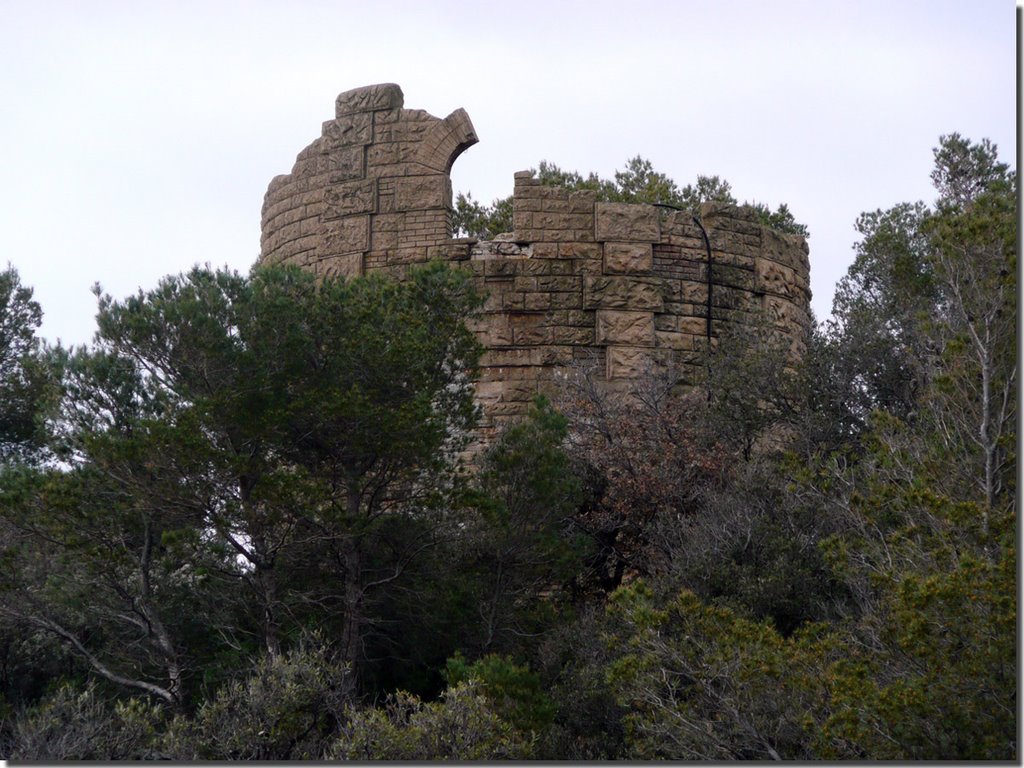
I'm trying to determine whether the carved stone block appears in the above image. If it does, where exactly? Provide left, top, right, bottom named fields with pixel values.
left=323, top=146, right=365, bottom=181
left=335, top=83, right=405, bottom=116
left=323, top=179, right=377, bottom=219
left=395, top=175, right=450, bottom=211
left=606, top=347, right=662, bottom=379
left=317, top=252, right=363, bottom=280
left=604, top=242, right=653, bottom=274
left=595, top=202, right=660, bottom=242
left=322, top=113, right=372, bottom=149
left=596, top=310, right=655, bottom=346
left=319, top=216, right=369, bottom=257
left=583, top=276, right=665, bottom=311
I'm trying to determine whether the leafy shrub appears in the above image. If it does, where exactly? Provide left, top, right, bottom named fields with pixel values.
left=159, top=634, right=349, bottom=760
left=4, top=683, right=164, bottom=760
left=331, top=682, right=534, bottom=760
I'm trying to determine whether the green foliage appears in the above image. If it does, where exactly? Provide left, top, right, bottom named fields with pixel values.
left=4, top=683, right=165, bottom=761
left=699, top=321, right=800, bottom=460
left=0, top=266, right=51, bottom=463
left=748, top=200, right=810, bottom=236
left=930, top=132, right=1013, bottom=210
left=0, top=132, right=1014, bottom=760
left=606, top=580, right=834, bottom=760
left=0, top=261, right=484, bottom=711
left=452, top=191, right=513, bottom=239
left=160, top=636, right=349, bottom=760
left=332, top=682, right=535, bottom=760
left=453, top=156, right=808, bottom=238
left=444, top=652, right=556, bottom=733
left=657, top=457, right=849, bottom=636
left=461, top=397, right=587, bottom=652
left=531, top=604, right=628, bottom=759
left=817, top=552, right=1016, bottom=759
left=814, top=445, right=1016, bottom=759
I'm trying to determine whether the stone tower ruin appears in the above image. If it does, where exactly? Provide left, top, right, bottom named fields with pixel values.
left=260, top=84, right=811, bottom=442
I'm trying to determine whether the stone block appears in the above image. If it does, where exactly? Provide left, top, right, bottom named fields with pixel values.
left=583, top=276, right=665, bottom=311
left=604, top=242, right=653, bottom=274
left=319, top=216, right=369, bottom=257
left=523, top=292, right=552, bottom=310
left=760, top=226, right=810, bottom=274
left=485, top=259, right=518, bottom=277
left=568, top=190, right=597, bottom=212
left=537, top=276, right=578, bottom=292
left=323, top=113, right=372, bottom=149
left=367, top=141, right=419, bottom=166
left=479, top=318, right=513, bottom=347
left=514, top=323, right=551, bottom=345
left=552, top=325, right=595, bottom=345
left=335, top=83, right=404, bottom=116
left=595, top=202, right=660, bottom=242
left=316, top=252, right=363, bottom=279
left=763, top=295, right=811, bottom=333
left=678, top=316, right=709, bottom=337
left=521, top=259, right=555, bottom=276
left=550, top=291, right=582, bottom=309
left=394, top=174, right=450, bottom=211
left=606, top=346, right=662, bottom=379
left=322, top=179, right=376, bottom=219
left=558, top=242, right=601, bottom=259
left=595, top=310, right=655, bottom=346
left=755, top=257, right=805, bottom=298
left=513, top=276, right=538, bottom=292
left=321, top=145, right=365, bottom=180
left=655, top=330, right=695, bottom=351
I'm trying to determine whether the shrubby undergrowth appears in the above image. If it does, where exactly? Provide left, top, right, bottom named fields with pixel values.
left=0, top=135, right=1015, bottom=760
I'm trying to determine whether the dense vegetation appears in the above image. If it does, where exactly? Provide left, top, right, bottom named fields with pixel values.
left=0, top=135, right=1015, bottom=760
left=452, top=155, right=809, bottom=238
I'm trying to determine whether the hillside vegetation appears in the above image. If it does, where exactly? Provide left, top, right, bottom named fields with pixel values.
left=0, top=135, right=1015, bottom=760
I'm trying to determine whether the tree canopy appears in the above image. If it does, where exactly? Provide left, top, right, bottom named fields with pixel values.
left=453, top=155, right=809, bottom=238
left=0, top=134, right=1015, bottom=761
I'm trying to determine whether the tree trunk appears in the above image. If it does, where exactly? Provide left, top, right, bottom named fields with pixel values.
left=339, top=484, right=364, bottom=692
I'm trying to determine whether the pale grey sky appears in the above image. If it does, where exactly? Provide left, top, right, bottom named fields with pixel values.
left=1, top=0, right=1016, bottom=348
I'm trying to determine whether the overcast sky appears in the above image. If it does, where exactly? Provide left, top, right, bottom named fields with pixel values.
left=1, top=0, right=1016, bottom=348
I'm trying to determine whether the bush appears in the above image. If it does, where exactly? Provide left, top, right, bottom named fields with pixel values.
left=331, top=682, right=534, bottom=760
left=159, top=635, right=350, bottom=760
left=4, top=683, right=164, bottom=760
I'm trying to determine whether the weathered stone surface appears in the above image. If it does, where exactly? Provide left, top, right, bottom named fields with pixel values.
left=607, top=347, right=661, bottom=379
left=319, top=216, right=369, bottom=256
left=335, top=83, right=404, bottom=116
left=323, top=114, right=372, bottom=149
left=595, top=202, right=660, bottom=242
left=760, top=225, right=810, bottom=274
left=416, top=109, right=479, bottom=172
left=755, top=257, right=806, bottom=299
left=604, top=242, right=653, bottom=274
left=323, top=145, right=365, bottom=180
left=596, top=310, right=655, bottom=346
left=323, top=179, right=376, bottom=219
left=395, top=175, right=450, bottom=211
left=317, top=252, right=363, bottom=279
left=584, top=276, right=665, bottom=311
left=260, top=84, right=812, bottom=448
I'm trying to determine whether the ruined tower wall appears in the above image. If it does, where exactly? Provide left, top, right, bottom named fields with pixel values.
left=260, top=83, right=478, bottom=279
left=260, top=84, right=811, bottom=441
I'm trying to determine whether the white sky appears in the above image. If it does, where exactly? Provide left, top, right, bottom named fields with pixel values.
left=1, top=0, right=1016, bottom=348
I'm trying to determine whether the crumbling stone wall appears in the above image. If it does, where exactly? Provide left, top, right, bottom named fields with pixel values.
left=261, top=84, right=811, bottom=442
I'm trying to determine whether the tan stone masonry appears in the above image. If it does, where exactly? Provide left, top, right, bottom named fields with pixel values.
left=260, top=84, right=812, bottom=443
